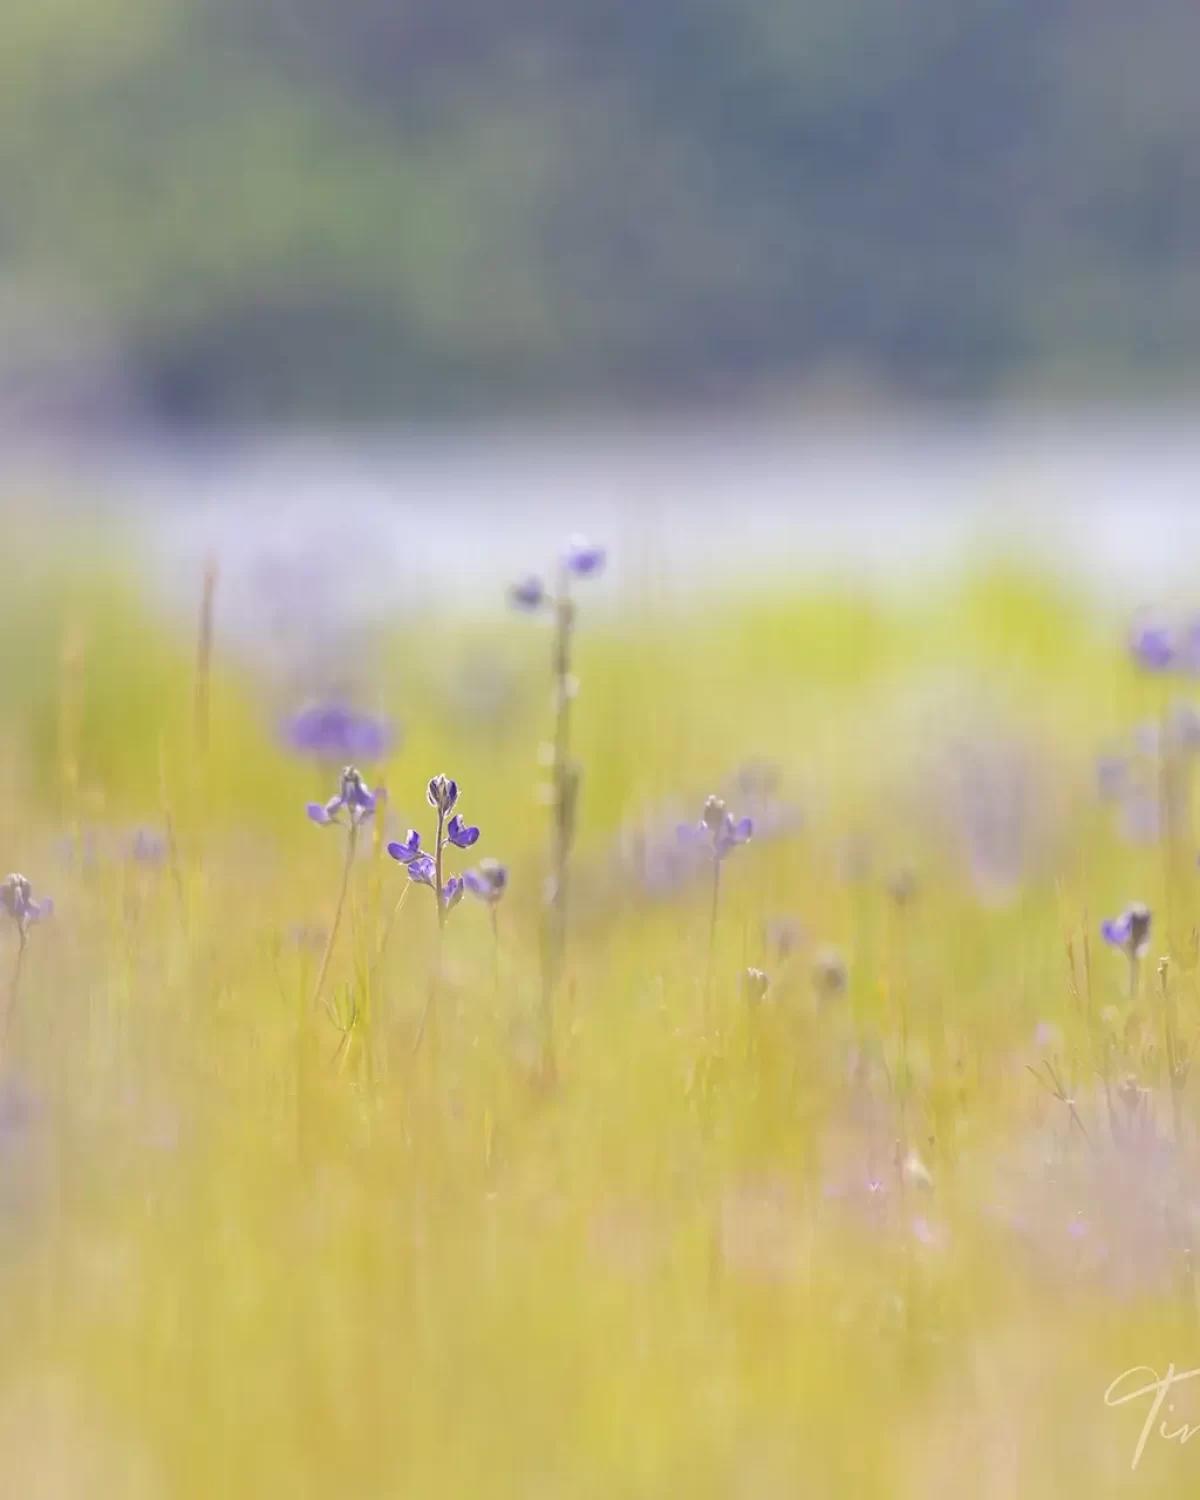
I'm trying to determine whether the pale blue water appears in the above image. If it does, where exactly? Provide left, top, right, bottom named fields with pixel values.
left=10, top=410, right=1200, bottom=640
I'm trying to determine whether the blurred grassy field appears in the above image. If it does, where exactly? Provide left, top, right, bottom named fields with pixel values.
left=0, top=524, right=1196, bottom=1497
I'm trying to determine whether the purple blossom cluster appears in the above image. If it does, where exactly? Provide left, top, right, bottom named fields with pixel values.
left=284, top=702, right=397, bottom=763
left=0, top=873, right=52, bottom=934
left=678, top=796, right=754, bottom=861
left=508, top=535, right=607, bottom=613
left=385, top=775, right=505, bottom=922
left=306, top=766, right=382, bottom=828
left=1100, top=903, right=1152, bottom=958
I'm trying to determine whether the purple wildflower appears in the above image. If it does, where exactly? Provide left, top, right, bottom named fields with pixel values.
left=563, top=535, right=606, bottom=579
left=128, top=829, right=168, bottom=865
left=1101, top=903, right=1152, bottom=958
left=1129, top=615, right=1176, bottom=672
left=509, top=576, right=547, bottom=611
left=0, top=874, right=52, bottom=932
left=402, top=774, right=483, bottom=928
left=306, top=765, right=378, bottom=827
left=445, top=814, right=480, bottom=849
left=679, top=795, right=753, bottom=862
left=386, top=829, right=423, bottom=865
left=464, top=859, right=508, bottom=904
left=283, top=702, right=397, bottom=762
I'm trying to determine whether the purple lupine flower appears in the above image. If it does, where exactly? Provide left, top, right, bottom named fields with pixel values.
left=1095, top=753, right=1128, bottom=802
left=427, top=775, right=459, bottom=814
left=677, top=795, right=753, bottom=862
left=407, top=853, right=436, bottom=887
left=307, top=765, right=378, bottom=827
left=283, top=702, right=397, bottom=762
left=509, top=576, right=547, bottom=611
left=128, top=828, right=168, bottom=865
left=1129, top=615, right=1176, bottom=671
left=0, top=874, right=53, bottom=932
left=445, top=814, right=480, bottom=849
left=464, top=859, right=508, bottom=904
left=714, top=814, right=753, bottom=857
left=386, top=828, right=423, bottom=865
left=1101, top=903, right=1152, bottom=958
left=443, top=875, right=465, bottom=911
left=563, top=535, right=606, bottom=578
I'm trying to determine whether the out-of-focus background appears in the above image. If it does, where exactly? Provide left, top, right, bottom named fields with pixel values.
left=2, top=0, right=1200, bottom=602
left=8, top=10, right=1200, bottom=1498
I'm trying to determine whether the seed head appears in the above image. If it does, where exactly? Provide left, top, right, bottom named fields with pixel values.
left=743, top=967, right=770, bottom=1005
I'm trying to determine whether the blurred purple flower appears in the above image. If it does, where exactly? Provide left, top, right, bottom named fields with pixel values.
left=1101, top=903, right=1152, bottom=958
left=128, top=828, right=168, bottom=865
left=307, top=766, right=379, bottom=827
left=1130, top=615, right=1177, bottom=671
left=679, top=795, right=753, bottom=862
left=0, top=874, right=52, bottom=932
left=563, top=535, right=606, bottom=578
left=283, top=702, right=396, bottom=762
left=464, top=859, right=508, bottom=904
left=509, top=576, right=547, bottom=611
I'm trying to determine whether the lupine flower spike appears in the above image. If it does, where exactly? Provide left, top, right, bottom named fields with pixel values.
left=2, top=873, right=53, bottom=1045
left=307, top=765, right=379, bottom=827
left=465, top=858, right=509, bottom=997
left=1101, top=902, right=1152, bottom=1003
left=678, top=796, right=753, bottom=1020
left=508, top=533, right=606, bottom=1079
left=306, top=766, right=379, bottom=1010
left=1, top=874, right=53, bottom=934
left=388, top=775, right=489, bottom=1055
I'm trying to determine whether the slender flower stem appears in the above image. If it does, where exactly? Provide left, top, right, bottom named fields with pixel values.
left=371, top=886, right=410, bottom=976
left=413, top=805, right=448, bottom=1059
left=490, top=905, right=500, bottom=1006
left=311, top=824, right=357, bottom=1011
left=540, top=565, right=574, bottom=1075
left=705, top=857, right=722, bottom=1026
left=434, top=805, right=447, bottom=932
left=3, top=929, right=27, bottom=1047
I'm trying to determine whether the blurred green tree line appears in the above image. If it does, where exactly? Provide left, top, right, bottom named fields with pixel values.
left=3, top=0, right=1200, bottom=422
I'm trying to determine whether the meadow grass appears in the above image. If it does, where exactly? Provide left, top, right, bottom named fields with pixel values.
left=0, top=535, right=1196, bottom=1496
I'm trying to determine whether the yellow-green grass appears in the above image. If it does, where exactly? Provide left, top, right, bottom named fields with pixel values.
left=0, top=532, right=1193, bottom=1497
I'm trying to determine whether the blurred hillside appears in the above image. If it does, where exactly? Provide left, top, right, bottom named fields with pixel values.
left=4, top=0, right=1200, bottom=424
